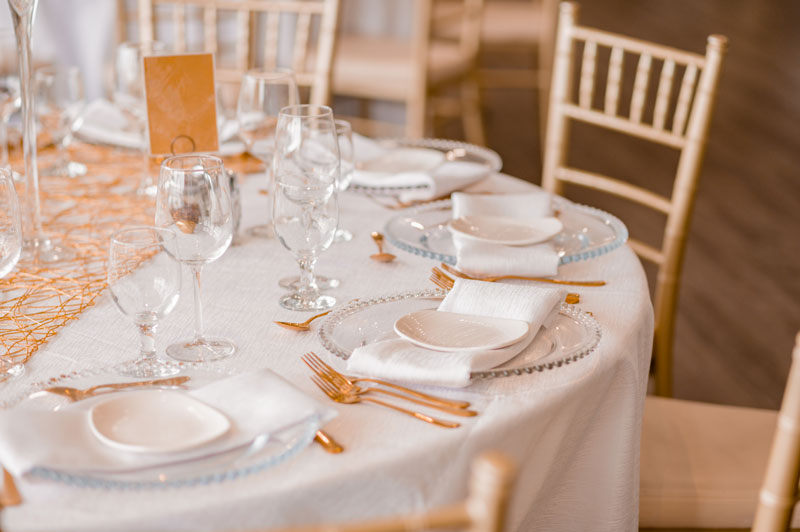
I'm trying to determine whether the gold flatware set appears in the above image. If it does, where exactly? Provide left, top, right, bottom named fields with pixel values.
left=304, top=352, right=474, bottom=429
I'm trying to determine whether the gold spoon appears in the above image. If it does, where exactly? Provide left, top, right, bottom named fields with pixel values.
left=370, top=232, right=396, bottom=262
left=274, top=311, right=331, bottom=332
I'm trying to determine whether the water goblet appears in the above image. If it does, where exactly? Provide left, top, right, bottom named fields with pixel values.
left=236, top=68, right=298, bottom=238
left=108, top=227, right=181, bottom=378
left=113, top=41, right=167, bottom=196
left=333, top=119, right=354, bottom=242
left=0, top=167, right=23, bottom=379
left=34, top=64, right=87, bottom=178
left=155, top=154, right=236, bottom=362
left=272, top=104, right=340, bottom=310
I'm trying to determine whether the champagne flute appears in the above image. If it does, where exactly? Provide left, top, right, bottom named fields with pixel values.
left=113, top=41, right=167, bottom=196
left=0, top=28, right=20, bottom=174
left=272, top=104, right=339, bottom=311
left=107, top=227, right=181, bottom=378
left=0, top=168, right=23, bottom=379
left=155, top=154, right=236, bottom=361
left=34, top=65, right=87, bottom=178
left=236, top=68, right=298, bottom=238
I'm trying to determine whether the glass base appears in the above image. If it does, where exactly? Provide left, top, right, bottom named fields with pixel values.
left=246, top=224, right=274, bottom=239
left=334, top=228, right=353, bottom=242
left=166, top=337, right=237, bottom=362
left=279, top=275, right=340, bottom=291
left=0, top=358, right=24, bottom=380
left=22, top=236, right=76, bottom=264
left=41, top=161, right=87, bottom=178
left=117, top=357, right=180, bottom=378
left=280, top=292, right=336, bottom=312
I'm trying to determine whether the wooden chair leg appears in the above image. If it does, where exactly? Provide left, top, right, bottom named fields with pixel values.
left=461, top=72, right=486, bottom=146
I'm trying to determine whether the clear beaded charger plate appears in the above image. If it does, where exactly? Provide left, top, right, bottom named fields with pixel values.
left=318, top=289, right=602, bottom=379
left=348, top=138, right=503, bottom=196
left=0, top=363, right=320, bottom=489
left=384, top=197, right=629, bottom=266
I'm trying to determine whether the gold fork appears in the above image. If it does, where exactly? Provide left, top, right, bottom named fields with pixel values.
left=302, top=354, right=477, bottom=417
left=303, top=352, right=471, bottom=409
left=310, top=376, right=460, bottom=428
left=439, top=262, right=606, bottom=287
left=430, top=268, right=581, bottom=304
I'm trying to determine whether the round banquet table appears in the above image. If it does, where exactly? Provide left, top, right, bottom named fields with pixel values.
left=0, top=169, right=653, bottom=532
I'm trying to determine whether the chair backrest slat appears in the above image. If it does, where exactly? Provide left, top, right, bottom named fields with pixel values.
left=542, top=1, right=727, bottom=396
left=139, top=0, right=339, bottom=105
left=671, top=63, right=697, bottom=135
left=578, top=40, right=596, bottom=109
left=629, top=53, right=651, bottom=124
left=603, top=45, right=623, bottom=116
left=652, top=58, right=675, bottom=130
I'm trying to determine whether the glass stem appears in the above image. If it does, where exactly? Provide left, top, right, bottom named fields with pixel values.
left=190, top=264, right=205, bottom=342
left=136, top=315, right=158, bottom=361
left=297, top=255, right=318, bottom=296
left=10, top=0, right=45, bottom=246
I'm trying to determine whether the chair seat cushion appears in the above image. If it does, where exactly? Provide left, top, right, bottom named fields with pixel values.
left=640, top=396, right=800, bottom=528
left=481, top=1, right=545, bottom=47
left=331, top=35, right=471, bottom=101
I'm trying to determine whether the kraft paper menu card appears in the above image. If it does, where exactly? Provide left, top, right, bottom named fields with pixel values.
left=143, top=53, right=219, bottom=155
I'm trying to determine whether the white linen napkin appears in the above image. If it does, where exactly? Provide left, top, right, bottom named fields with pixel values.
left=0, top=369, right=336, bottom=478
left=450, top=191, right=561, bottom=277
left=351, top=134, right=491, bottom=202
left=346, top=279, right=564, bottom=387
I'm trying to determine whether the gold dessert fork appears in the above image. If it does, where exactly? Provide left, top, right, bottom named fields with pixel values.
left=310, top=376, right=460, bottom=428
left=439, top=262, right=605, bottom=287
left=302, top=353, right=477, bottom=417
left=303, top=352, right=471, bottom=409
left=43, top=376, right=191, bottom=402
left=430, top=268, right=581, bottom=304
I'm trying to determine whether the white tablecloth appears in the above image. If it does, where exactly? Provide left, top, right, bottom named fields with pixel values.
left=0, top=171, right=653, bottom=532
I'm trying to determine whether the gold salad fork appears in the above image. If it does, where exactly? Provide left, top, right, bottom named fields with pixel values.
left=439, top=262, right=606, bottom=287
left=430, top=268, right=581, bottom=304
left=310, top=376, right=461, bottom=429
left=42, top=376, right=191, bottom=402
left=303, top=352, right=471, bottom=409
left=302, top=353, right=477, bottom=417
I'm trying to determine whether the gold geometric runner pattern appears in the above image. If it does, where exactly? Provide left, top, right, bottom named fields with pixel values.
left=0, top=144, right=260, bottom=370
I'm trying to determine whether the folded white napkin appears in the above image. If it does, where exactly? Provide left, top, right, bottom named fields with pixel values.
left=351, top=134, right=490, bottom=202
left=0, top=369, right=336, bottom=478
left=347, top=279, right=564, bottom=387
left=450, top=191, right=561, bottom=277
left=77, top=99, right=244, bottom=155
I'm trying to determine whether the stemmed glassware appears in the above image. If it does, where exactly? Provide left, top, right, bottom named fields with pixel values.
left=34, top=65, right=87, bottom=178
left=113, top=41, right=167, bottom=196
left=272, top=104, right=339, bottom=311
left=0, top=168, right=23, bottom=379
left=236, top=68, right=298, bottom=238
left=107, top=227, right=181, bottom=378
left=155, top=154, right=236, bottom=361
left=0, top=29, right=20, bottom=174
left=333, top=119, right=354, bottom=242
left=9, top=0, right=74, bottom=263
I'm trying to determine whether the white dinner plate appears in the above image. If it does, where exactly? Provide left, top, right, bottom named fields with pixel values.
left=357, top=147, right=445, bottom=177
left=447, top=215, right=564, bottom=246
left=89, top=390, right=230, bottom=454
left=394, top=309, right=530, bottom=352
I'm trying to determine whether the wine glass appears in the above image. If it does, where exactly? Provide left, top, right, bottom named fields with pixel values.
left=113, top=41, right=167, bottom=196
left=34, top=65, right=87, bottom=178
left=272, top=104, right=339, bottom=311
left=107, top=227, right=181, bottom=378
left=236, top=68, right=298, bottom=238
left=0, top=168, right=24, bottom=379
left=0, top=29, right=20, bottom=173
left=155, top=154, right=236, bottom=361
